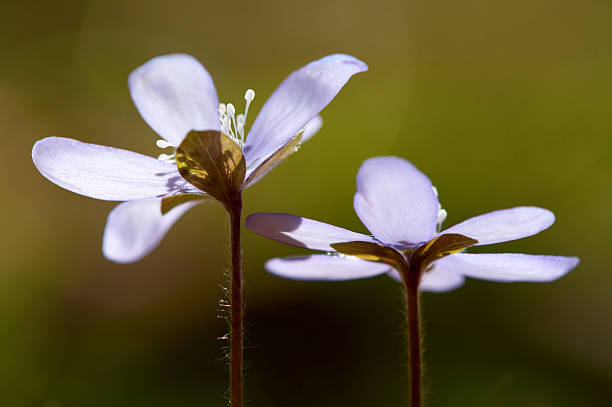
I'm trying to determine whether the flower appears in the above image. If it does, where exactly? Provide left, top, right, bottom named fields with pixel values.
left=245, top=156, right=579, bottom=292
left=32, top=53, right=368, bottom=263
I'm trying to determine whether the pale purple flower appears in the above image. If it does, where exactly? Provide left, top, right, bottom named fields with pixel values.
left=246, top=156, right=579, bottom=292
left=32, top=53, right=367, bottom=263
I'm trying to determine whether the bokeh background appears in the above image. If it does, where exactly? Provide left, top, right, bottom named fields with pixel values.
left=2, top=0, right=611, bottom=405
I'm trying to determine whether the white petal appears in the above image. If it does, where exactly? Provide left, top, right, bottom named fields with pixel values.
left=243, top=54, right=367, bottom=170
left=419, top=268, right=465, bottom=292
left=242, top=115, right=324, bottom=187
left=102, top=198, right=200, bottom=263
left=129, top=54, right=220, bottom=146
left=32, top=137, right=197, bottom=201
left=441, top=207, right=555, bottom=245
left=301, top=115, right=323, bottom=143
left=387, top=269, right=465, bottom=293
left=265, top=255, right=390, bottom=281
left=353, top=156, right=439, bottom=246
left=433, top=253, right=579, bottom=282
left=246, top=212, right=374, bottom=251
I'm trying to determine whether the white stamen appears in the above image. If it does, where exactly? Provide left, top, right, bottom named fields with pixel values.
left=223, top=115, right=231, bottom=134
left=432, top=185, right=447, bottom=232
left=227, top=104, right=239, bottom=141
left=156, top=139, right=177, bottom=163
left=158, top=153, right=176, bottom=164
left=156, top=139, right=174, bottom=149
left=236, top=114, right=246, bottom=141
left=244, top=89, right=255, bottom=119
left=437, top=209, right=448, bottom=228
left=217, top=88, right=256, bottom=149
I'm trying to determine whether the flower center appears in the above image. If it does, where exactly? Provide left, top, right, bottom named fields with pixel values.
left=432, top=186, right=448, bottom=232
left=218, top=89, right=255, bottom=149
left=155, top=89, right=255, bottom=163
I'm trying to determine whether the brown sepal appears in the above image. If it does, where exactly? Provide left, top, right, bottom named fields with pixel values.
left=331, top=241, right=407, bottom=270
left=175, top=131, right=246, bottom=207
left=411, top=233, right=478, bottom=272
left=160, top=193, right=208, bottom=215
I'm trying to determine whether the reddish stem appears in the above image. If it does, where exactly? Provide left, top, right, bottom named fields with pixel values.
left=228, top=194, right=243, bottom=407
left=401, top=265, right=422, bottom=407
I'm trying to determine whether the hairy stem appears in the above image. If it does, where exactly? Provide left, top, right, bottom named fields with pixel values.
left=402, top=268, right=422, bottom=407
left=228, top=194, right=243, bottom=407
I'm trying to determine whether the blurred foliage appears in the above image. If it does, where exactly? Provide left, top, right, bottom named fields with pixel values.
left=1, top=0, right=611, bottom=405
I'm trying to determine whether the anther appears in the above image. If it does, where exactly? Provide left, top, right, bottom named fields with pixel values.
left=157, top=153, right=176, bottom=163
left=217, top=89, right=256, bottom=149
left=245, top=89, right=255, bottom=102
left=244, top=89, right=255, bottom=119
left=156, top=139, right=173, bottom=149
left=437, top=209, right=448, bottom=228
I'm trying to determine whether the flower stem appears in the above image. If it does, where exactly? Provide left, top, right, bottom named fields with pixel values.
left=402, top=269, right=422, bottom=407
left=228, top=193, right=243, bottom=407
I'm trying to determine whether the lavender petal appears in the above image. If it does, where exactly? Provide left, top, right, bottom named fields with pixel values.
left=265, top=254, right=390, bottom=281
left=102, top=198, right=199, bottom=263
left=32, top=137, right=197, bottom=200
left=129, top=54, right=220, bottom=147
left=243, top=54, right=367, bottom=170
left=245, top=212, right=374, bottom=251
left=353, top=156, right=439, bottom=247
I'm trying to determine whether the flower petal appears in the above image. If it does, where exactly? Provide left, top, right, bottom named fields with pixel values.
left=420, top=269, right=465, bottom=292
left=245, top=212, right=374, bottom=251
left=265, top=255, right=390, bottom=281
left=433, top=253, right=579, bottom=282
left=102, top=198, right=200, bottom=263
left=32, top=137, right=198, bottom=201
left=353, top=156, right=439, bottom=246
left=243, top=115, right=323, bottom=188
left=243, top=54, right=367, bottom=169
left=387, top=269, right=465, bottom=292
left=301, top=115, right=323, bottom=143
left=129, top=54, right=220, bottom=147
left=441, top=207, right=555, bottom=246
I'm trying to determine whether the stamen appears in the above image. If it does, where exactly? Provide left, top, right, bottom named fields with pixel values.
left=156, top=139, right=174, bottom=149
left=244, top=89, right=255, bottom=119
left=222, top=115, right=231, bottom=135
left=236, top=114, right=246, bottom=142
left=437, top=209, right=448, bottom=228
left=156, top=139, right=177, bottom=163
left=158, top=153, right=176, bottom=164
left=432, top=185, right=447, bottom=232
left=227, top=103, right=238, bottom=141
left=217, top=88, right=256, bottom=149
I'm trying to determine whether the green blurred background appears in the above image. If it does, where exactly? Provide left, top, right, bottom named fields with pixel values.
left=2, top=0, right=611, bottom=405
